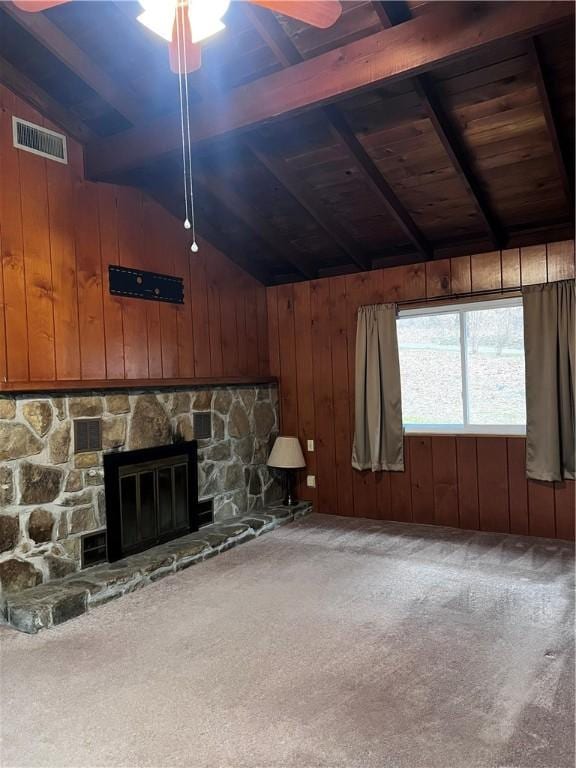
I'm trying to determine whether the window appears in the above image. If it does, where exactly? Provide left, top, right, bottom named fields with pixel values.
left=397, top=297, right=526, bottom=434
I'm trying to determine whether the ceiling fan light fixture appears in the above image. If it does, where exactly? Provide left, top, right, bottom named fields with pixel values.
left=137, top=0, right=175, bottom=41
left=137, top=0, right=230, bottom=45
left=190, top=0, right=230, bottom=43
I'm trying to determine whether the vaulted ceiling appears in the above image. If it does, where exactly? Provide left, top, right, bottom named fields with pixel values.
left=0, top=0, right=574, bottom=284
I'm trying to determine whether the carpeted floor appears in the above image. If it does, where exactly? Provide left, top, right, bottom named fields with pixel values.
left=1, top=513, right=574, bottom=768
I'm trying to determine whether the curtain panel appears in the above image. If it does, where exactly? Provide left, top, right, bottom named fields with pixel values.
left=523, top=279, right=575, bottom=482
left=352, top=304, right=404, bottom=472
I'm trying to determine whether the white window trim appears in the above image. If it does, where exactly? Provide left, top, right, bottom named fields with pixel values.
left=403, top=425, right=526, bottom=436
left=398, top=297, right=526, bottom=436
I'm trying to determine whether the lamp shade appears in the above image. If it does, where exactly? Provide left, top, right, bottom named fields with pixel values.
left=268, top=436, right=306, bottom=469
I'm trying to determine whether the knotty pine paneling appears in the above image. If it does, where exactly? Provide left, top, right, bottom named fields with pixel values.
left=431, top=436, right=459, bottom=528
left=310, top=279, right=338, bottom=515
left=97, top=185, right=125, bottom=380
left=19, top=99, right=56, bottom=382
left=0, top=89, right=29, bottom=383
left=0, top=85, right=269, bottom=388
left=76, top=179, right=107, bottom=380
left=292, top=282, right=316, bottom=503
left=268, top=239, right=575, bottom=540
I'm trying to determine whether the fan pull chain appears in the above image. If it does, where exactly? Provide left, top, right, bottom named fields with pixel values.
left=175, top=2, right=198, bottom=253
left=175, top=5, right=190, bottom=230
left=181, top=7, right=198, bottom=253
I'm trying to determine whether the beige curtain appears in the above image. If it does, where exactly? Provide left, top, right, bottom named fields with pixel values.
left=523, top=279, right=575, bottom=481
left=352, top=304, right=404, bottom=472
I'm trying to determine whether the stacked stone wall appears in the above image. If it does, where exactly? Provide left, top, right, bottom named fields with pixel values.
left=0, top=385, right=280, bottom=594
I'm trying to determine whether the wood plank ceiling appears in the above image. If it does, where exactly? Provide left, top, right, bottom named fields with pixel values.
left=0, top=0, right=573, bottom=284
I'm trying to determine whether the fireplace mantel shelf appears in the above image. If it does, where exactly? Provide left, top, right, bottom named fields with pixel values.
left=0, top=375, right=277, bottom=394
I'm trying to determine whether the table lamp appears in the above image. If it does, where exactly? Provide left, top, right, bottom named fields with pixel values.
left=267, top=436, right=306, bottom=506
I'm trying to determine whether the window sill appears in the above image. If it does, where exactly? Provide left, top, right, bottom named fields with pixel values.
left=404, top=429, right=526, bottom=438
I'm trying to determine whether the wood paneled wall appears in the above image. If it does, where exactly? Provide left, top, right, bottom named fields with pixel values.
left=267, top=240, right=576, bottom=540
left=0, top=85, right=269, bottom=390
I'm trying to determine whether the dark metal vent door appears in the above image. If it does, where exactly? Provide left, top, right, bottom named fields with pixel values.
left=74, top=419, right=102, bottom=452
left=193, top=411, right=212, bottom=440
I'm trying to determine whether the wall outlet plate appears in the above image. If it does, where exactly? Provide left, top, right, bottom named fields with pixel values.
left=307, top=439, right=314, bottom=452
left=307, top=475, right=316, bottom=488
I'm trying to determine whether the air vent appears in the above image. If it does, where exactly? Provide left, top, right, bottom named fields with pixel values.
left=193, top=412, right=212, bottom=440
left=74, top=419, right=102, bottom=452
left=12, top=117, right=67, bottom=164
left=81, top=531, right=107, bottom=568
left=197, top=497, right=214, bottom=528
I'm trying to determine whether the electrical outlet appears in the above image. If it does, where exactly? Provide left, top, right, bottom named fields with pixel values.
left=307, top=475, right=316, bottom=488
left=307, top=439, right=314, bottom=452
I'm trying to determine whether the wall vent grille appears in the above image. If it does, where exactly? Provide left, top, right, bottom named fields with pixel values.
left=81, top=531, right=107, bottom=568
left=197, top=497, right=214, bottom=528
left=12, top=117, right=68, bottom=164
left=74, top=419, right=102, bottom=452
left=193, top=412, right=212, bottom=440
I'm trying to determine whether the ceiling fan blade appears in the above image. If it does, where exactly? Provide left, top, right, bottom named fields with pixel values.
left=12, top=0, right=70, bottom=10
left=168, top=3, right=202, bottom=75
left=248, top=0, right=342, bottom=29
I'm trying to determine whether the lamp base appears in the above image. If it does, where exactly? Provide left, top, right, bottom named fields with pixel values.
left=283, top=469, right=299, bottom=506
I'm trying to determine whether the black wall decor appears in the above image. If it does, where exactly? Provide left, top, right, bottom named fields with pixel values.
left=109, top=265, right=184, bottom=304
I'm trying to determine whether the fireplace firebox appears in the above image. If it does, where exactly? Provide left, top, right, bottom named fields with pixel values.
left=103, top=441, right=199, bottom=562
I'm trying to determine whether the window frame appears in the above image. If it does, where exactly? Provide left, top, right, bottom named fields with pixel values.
left=397, top=296, right=526, bottom=436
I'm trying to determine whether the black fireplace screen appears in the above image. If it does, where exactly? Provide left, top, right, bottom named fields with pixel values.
left=104, top=441, right=198, bottom=562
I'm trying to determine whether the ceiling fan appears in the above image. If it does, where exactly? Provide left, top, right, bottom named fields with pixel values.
left=12, top=0, right=342, bottom=254
left=12, top=0, right=343, bottom=74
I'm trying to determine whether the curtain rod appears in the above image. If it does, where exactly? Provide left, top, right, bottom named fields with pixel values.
left=395, top=285, right=522, bottom=307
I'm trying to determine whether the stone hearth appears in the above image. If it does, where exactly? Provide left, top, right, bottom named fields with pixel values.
left=0, top=385, right=281, bottom=597
left=3, top=502, right=312, bottom=633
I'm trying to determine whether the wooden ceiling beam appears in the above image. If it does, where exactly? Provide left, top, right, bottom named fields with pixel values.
left=86, top=1, right=574, bottom=178
left=374, top=2, right=503, bottom=249
left=244, top=5, right=432, bottom=264
left=369, top=219, right=575, bottom=269
left=529, top=38, right=573, bottom=209
left=0, top=54, right=94, bottom=143
left=243, top=5, right=302, bottom=68
left=194, top=216, right=272, bottom=285
left=323, top=105, right=431, bottom=258
left=371, top=2, right=394, bottom=29
left=244, top=136, right=371, bottom=270
left=121, top=162, right=274, bottom=283
left=3, top=3, right=144, bottom=126
left=195, top=169, right=317, bottom=280
left=243, top=6, right=371, bottom=270
left=412, top=76, right=503, bottom=249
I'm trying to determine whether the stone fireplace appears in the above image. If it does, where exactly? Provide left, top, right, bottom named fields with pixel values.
left=0, top=384, right=281, bottom=595
left=104, top=441, right=199, bottom=561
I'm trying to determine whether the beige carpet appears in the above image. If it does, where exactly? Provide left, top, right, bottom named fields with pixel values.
left=1, top=513, right=574, bottom=768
